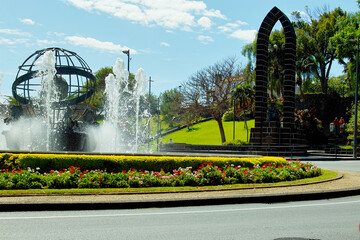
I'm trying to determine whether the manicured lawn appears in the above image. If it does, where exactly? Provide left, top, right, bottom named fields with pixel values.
left=160, top=119, right=254, bottom=145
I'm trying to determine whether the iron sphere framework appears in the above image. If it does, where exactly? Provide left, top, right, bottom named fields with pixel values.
left=12, top=47, right=96, bottom=106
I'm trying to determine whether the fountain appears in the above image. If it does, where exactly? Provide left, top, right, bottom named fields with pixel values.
left=2, top=47, right=97, bottom=151
left=1, top=47, right=150, bottom=153
left=86, top=58, right=149, bottom=153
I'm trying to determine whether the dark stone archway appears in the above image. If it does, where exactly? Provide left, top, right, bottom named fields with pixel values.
left=250, top=7, right=297, bottom=145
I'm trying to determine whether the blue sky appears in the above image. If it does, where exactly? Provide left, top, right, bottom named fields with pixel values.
left=0, top=0, right=358, bottom=99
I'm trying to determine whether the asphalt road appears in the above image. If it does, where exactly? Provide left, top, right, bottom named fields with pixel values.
left=0, top=160, right=359, bottom=240
left=0, top=196, right=359, bottom=240
left=310, top=160, right=360, bottom=172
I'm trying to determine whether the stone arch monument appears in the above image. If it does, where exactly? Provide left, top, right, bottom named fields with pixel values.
left=250, top=7, right=298, bottom=145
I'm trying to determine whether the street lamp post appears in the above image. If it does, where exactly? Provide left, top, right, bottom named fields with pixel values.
left=122, top=49, right=130, bottom=72
left=157, top=97, right=161, bottom=152
left=354, top=37, right=359, bottom=159
left=233, top=96, right=236, bottom=140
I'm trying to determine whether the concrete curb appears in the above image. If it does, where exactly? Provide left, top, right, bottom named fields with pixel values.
left=1, top=187, right=360, bottom=212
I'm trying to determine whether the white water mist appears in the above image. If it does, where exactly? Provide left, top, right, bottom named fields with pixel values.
left=87, top=58, right=148, bottom=153
left=37, top=51, right=58, bottom=150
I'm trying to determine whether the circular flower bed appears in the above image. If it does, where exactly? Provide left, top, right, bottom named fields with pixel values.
left=0, top=160, right=321, bottom=189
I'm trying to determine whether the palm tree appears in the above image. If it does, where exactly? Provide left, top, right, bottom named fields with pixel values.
left=268, top=30, right=285, bottom=99
left=231, top=83, right=255, bottom=142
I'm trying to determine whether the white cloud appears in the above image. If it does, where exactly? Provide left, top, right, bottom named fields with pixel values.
left=65, top=35, right=137, bottom=54
left=203, top=9, right=226, bottom=19
left=218, top=20, right=249, bottom=32
left=197, top=35, right=213, bottom=44
left=218, top=26, right=231, bottom=32
left=47, top=31, right=66, bottom=37
left=230, top=29, right=257, bottom=42
left=236, top=20, right=248, bottom=26
left=197, top=16, right=212, bottom=29
left=227, top=23, right=241, bottom=29
left=181, top=25, right=193, bottom=32
left=64, top=0, right=225, bottom=31
left=37, top=39, right=57, bottom=45
left=19, top=18, right=35, bottom=25
left=299, top=11, right=307, bottom=17
left=0, top=38, right=29, bottom=45
left=0, top=29, right=32, bottom=37
left=160, top=42, right=170, bottom=47
left=0, top=38, right=14, bottom=45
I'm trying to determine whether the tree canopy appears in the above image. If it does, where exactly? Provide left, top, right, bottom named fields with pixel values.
left=182, top=57, right=242, bottom=143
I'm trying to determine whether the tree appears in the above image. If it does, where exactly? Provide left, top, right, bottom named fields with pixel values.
left=182, top=57, right=241, bottom=143
left=241, top=40, right=256, bottom=84
left=86, top=67, right=113, bottom=112
left=86, top=67, right=135, bottom=114
left=268, top=30, right=285, bottom=98
left=330, top=11, right=360, bottom=93
left=292, top=7, right=346, bottom=94
left=160, top=88, right=184, bottom=128
left=231, top=83, right=254, bottom=142
left=241, top=30, right=288, bottom=97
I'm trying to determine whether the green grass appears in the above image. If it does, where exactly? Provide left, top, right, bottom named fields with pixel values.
left=159, top=119, right=254, bottom=145
left=0, top=169, right=338, bottom=195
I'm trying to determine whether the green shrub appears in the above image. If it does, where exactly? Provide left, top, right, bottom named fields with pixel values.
left=0, top=153, right=21, bottom=170
left=0, top=153, right=288, bottom=173
left=223, top=139, right=248, bottom=145
left=222, top=110, right=238, bottom=121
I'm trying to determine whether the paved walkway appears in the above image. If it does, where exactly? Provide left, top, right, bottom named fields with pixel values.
left=0, top=170, right=360, bottom=211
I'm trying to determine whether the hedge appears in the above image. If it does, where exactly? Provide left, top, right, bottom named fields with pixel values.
left=0, top=153, right=288, bottom=173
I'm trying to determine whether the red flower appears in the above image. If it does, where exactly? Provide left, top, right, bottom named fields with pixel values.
left=123, top=170, right=126, bottom=173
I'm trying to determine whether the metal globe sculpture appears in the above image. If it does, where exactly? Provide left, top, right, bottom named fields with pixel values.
left=12, top=47, right=96, bottom=106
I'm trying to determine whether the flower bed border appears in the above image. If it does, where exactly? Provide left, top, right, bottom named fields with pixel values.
left=0, top=169, right=339, bottom=196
